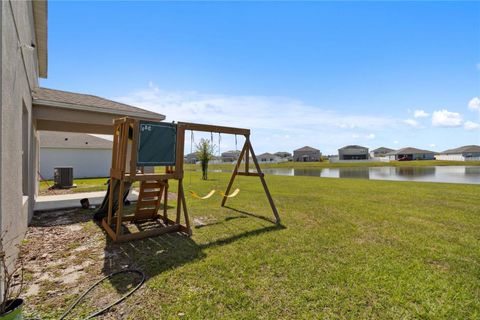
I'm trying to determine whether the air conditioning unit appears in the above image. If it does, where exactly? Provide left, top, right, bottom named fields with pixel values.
left=54, top=167, right=74, bottom=189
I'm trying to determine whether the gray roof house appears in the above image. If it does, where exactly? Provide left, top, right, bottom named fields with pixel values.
left=386, top=147, right=436, bottom=161
left=436, top=145, right=480, bottom=161
left=221, top=150, right=241, bottom=162
left=293, top=146, right=321, bottom=162
left=274, top=151, right=292, bottom=158
left=371, top=147, right=395, bottom=157
left=184, top=152, right=198, bottom=164
left=338, top=145, right=369, bottom=160
left=257, top=152, right=282, bottom=163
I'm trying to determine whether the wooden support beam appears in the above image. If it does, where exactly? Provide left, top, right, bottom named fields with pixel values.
left=116, top=224, right=181, bottom=242
left=115, top=180, right=125, bottom=235
left=176, top=179, right=183, bottom=224
left=163, top=182, right=169, bottom=223
left=221, top=141, right=248, bottom=207
left=101, top=218, right=117, bottom=242
left=247, top=139, right=281, bottom=224
left=177, top=122, right=250, bottom=136
left=124, top=173, right=175, bottom=182
left=129, top=120, right=139, bottom=179
left=180, top=182, right=192, bottom=235
left=107, top=179, right=115, bottom=225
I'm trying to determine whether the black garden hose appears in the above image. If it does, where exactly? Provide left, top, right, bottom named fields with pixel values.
left=58, top=269, right=145, bottom=320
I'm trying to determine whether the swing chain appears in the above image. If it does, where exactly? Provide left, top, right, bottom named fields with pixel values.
left=189, top=130, right=194, bottom=186
left=218, top=133, right=222, bottom=159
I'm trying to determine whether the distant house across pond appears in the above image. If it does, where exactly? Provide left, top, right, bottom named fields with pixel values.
left=436, top=145, right=480, bottom=161
left=40, top=132, right=112, bottom=179
left=293, top=146, right=321, bottom=162
left=370, top=147, right=395, bottom=158
left=274, top=151, right=292, bottom=161
left=338, top=145, right=369, bottom=160
left=184, top=152, right=198, bottom=164
left=386, top=147, right=436, bottom=161
left=221, top=150, right=241, bottom=162
left=257, top=153, right=282, bottom=163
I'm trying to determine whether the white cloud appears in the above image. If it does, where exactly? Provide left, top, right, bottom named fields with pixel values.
left=403, top=119, right=420, bottom=128
left=464, top=121, right=480, bottom=131
left=413, top=109, right=429, bottom=118
left=393, top=140, right=399, bottom=144
left=352, top=133, right=375, bottom=140
left=114, top=83, right=399, bottom=153
left=468, top=97, right=480, bottom=111
left=431, top=109, right=462, bottom=127
left=429, top=143, right=436, bottom=148
left=117, top=83, right=396, bottom=131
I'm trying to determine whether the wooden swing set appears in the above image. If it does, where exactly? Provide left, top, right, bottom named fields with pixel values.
left=102, top=117, right=280, bottom=242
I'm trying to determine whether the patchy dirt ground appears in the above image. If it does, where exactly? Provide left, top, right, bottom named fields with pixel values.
left=21, top=196, right=179, bottom=320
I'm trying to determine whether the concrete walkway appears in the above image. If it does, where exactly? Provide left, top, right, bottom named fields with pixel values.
left=34, top=190, right=139, bottom=212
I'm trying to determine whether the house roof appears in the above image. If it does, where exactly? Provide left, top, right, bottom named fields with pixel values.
left=387, top=147, right=436, bottom=155
left=294, top=146, right=319, bottom=152
left=339, top=145, right=368, bottom=150
left=32, top=87, right=165, bottom=120
left=221, top=150, right=241, bottom=156
left=33, top=0, right=48, bottom=78
left=40, top=131, right=112, bottom=149
left=440, top=145, right=480, bottom=154
left=372, top=147, right=395, bottom=153
left=185, top=152, right=198, bottom=158
left=257, top=152, right=278, bottom=158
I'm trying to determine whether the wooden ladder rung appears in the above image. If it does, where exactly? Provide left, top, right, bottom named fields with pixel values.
left=140, top=191, right=161, bottom=198
left=137, top=200, right=159, bottom=208
left=142, top=182, right=162, bottom=189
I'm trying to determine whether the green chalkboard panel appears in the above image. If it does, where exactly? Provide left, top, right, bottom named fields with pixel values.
left=137, top=121, right=177, bottom=166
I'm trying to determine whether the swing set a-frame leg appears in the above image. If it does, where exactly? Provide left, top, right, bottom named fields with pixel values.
left=221, top=137, right=281, bottom=224
left=175, top=179, right=192, bottom=235
left=247, top=140, right=280, bottom=224
left=221, top=141, right=248, bottom=207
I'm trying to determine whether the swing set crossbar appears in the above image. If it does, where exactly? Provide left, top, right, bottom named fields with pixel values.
left=177, top=122, right=250, bottom=136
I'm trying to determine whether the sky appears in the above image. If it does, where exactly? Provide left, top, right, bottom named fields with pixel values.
left=41, top=1, right=480, bottom=155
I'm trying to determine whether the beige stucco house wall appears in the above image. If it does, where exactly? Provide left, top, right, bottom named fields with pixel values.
left=1, top=0, right=45, bottom=261
left=293, top=146, right=321, bottom=162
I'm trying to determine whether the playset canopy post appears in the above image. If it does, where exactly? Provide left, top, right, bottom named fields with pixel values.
left=102, top=117, right=280, bottom=242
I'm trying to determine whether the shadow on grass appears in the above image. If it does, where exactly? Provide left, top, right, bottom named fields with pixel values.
left=223, top=205, right=278, bottom=224
left=32, top=204, right=285, bottom=296
left=100, top=207, right=285, bottom=294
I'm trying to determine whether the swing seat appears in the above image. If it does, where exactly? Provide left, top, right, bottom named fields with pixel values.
left=219, top=188, right=241, bottom=198
left=189, top=189, right=216, bottom=200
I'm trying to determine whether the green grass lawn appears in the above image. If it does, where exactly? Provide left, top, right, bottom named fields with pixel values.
left=39, top=178, right=141, bottom=194
left=33, top=170, right=480, bottom=318
left=39, top=177, right=110, bottom=193
left=109, top=172, right=479, bottom=319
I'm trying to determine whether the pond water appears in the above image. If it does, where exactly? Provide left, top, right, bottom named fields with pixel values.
left=209, top=166, right=480, bottom=184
